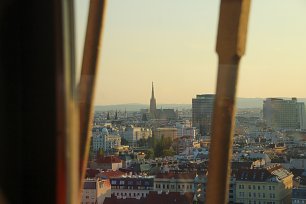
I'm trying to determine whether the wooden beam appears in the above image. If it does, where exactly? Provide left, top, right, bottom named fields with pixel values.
left=206, top=0, right=251, bottom=203
left=78, top=0, right=107, bottom=198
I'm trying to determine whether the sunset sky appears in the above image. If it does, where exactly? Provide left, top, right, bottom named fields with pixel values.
left=75, top=0, right=306, bottom=105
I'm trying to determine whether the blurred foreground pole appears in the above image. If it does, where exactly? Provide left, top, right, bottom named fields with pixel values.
left=78, top=0, right=107, bottom=198
left=206, top=0, right=251, bottom=203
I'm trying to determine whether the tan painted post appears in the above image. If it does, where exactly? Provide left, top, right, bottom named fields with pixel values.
left=78, top=0, right=107, bottom=199
left=206, top=0, right=251, bottom=203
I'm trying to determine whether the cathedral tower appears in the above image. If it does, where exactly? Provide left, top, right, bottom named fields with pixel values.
left=150, top=82, right=157, bottom=118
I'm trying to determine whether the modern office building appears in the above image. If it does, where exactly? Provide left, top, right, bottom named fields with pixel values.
left=192, top=94, right=215, bottom=135
left=263, top=98, right=306, bottom=130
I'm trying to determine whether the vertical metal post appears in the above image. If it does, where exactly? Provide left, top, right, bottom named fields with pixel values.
left=206, top=0, right=251, bottom=203
left=78, top=0, right=107, bottom=198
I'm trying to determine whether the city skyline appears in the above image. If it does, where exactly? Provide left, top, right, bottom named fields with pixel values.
left=75, top=0, right=306, bottom=105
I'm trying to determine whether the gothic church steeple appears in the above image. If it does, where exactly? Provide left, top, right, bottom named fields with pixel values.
left=150, top=82, right=157, bottom=118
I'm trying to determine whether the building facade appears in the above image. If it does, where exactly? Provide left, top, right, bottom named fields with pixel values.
left=153, top=128, right=178, bottom=141
left=235, top=164, right=293, bottom=204
left=263, top=98, right=306, bottom=130
left=81, top=178, right=111, bottom=204
left=110, top=176, right=154, bottom=199
left=92, top=127, right=121, bottom=153
left=192, top=94, right=215, bottom=135
left=91, top=156, right=123, bottom=170
left=123, top=126, right=152, bottom=147
left=194, top=173, right=236, bottom=203
left=154, top=172, right=195, bottom=193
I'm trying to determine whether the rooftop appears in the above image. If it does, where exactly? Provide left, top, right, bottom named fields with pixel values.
left=155, top=172, right=196, bottom=180
left=96, top=156, right=122, bottom=164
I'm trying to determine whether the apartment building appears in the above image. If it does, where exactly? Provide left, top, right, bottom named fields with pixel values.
left=110, top=176, right=154, bottom=199
left=81, top=178, right=111, bottom=204
left=235, top=164, right=293, bottom=204
left=154, top=172, right=195, bottom=193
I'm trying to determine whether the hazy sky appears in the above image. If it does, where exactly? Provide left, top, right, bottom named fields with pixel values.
left=75, top=0, right=306, bottom=105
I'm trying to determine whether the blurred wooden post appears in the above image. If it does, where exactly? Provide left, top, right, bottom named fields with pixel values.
left=206, top=0, right=251, bottom=203
left=78, top=0, right=107, bottom=197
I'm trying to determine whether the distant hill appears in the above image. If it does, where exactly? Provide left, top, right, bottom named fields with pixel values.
left=94, top=103, right=191, bottom=112
left=95, top=98, right=306, bottom=111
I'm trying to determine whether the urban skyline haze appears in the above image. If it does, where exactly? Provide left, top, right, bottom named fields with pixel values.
left=76, top=0, right=306, bottom=105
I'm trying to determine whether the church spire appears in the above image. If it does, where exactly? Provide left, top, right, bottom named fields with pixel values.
left=150, top=82, right=157, bottom=118
left=151, top=82, right=155, bottom=99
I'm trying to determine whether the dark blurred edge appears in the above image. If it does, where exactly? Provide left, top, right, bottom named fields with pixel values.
left=0, top=0, right=64, bottom=203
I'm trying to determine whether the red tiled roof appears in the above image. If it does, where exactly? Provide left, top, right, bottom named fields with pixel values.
left=96, top=156, right=122, bottom=164
left=98, top=170, right=126, bottom=179
left=86, top=168, right=100, bottom=178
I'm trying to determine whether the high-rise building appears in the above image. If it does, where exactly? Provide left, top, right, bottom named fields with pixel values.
left=192, top=94, right=215, bottom=135
left=263, top=98, right=306, bottom=130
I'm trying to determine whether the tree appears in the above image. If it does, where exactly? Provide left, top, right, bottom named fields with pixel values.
left=163, top=149, right=176, bottom=157
left=147, top=136, right=156, bottom=148
left=96, top=148, right=104, bottom=160
left=154, top=140, right=164, bottom=158
left=121, top=137, right=129, bottom=145
left=153, top=136, right=176, bottom=158
left=163, top=137, right=172, bottom=149
left=145, top=149, right=154, bottom=159
left=137, top=138, right=147, bottom=147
